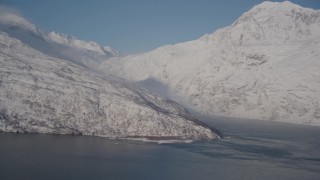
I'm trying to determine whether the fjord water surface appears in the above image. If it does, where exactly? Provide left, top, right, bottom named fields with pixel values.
left=1, top=117, right=319, bottom=180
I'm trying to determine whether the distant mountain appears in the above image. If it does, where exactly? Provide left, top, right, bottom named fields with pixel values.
left=0, top=10, right=118, bottom=69
left=101, top=1, right=320, bottom=126
left=0, top=12, right=221, bottom=141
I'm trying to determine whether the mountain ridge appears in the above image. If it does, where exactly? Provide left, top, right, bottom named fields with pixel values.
left=0, top=9, right=118, bottom=69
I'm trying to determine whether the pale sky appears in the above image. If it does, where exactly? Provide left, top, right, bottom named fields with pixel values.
left=1, top=0, right=320, bottom=54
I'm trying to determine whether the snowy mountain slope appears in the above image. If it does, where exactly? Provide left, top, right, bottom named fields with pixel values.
left=0, top=31, right=221, bottom=140
left=47, top=31, right=118, bottom=56
left=100, top=1, right=320, bottom=126
left=0, top=9, right=117, bottom=69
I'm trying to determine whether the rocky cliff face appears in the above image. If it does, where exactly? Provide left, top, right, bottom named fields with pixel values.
left=100, top=1, right=320, bottom=126
left=0, top=31, right=221, bottom=141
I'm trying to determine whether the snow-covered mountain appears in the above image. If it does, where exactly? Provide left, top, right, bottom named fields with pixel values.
left=0, top=8, right=118, bottom=69
left=0, top=11, right=221, bottom=141
left=100, top=1, right=320, bottom=126
left=0, top=31, right=221, bottom=141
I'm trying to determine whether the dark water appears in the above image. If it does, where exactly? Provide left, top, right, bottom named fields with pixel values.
left=1, top=117, right=320, bottom=180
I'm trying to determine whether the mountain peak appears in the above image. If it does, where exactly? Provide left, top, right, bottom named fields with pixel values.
left=255, top=1, right=302, bottom=10
left=222, top=1, right=320, bottom=45
left=238, top=1, right=319, bottom=23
